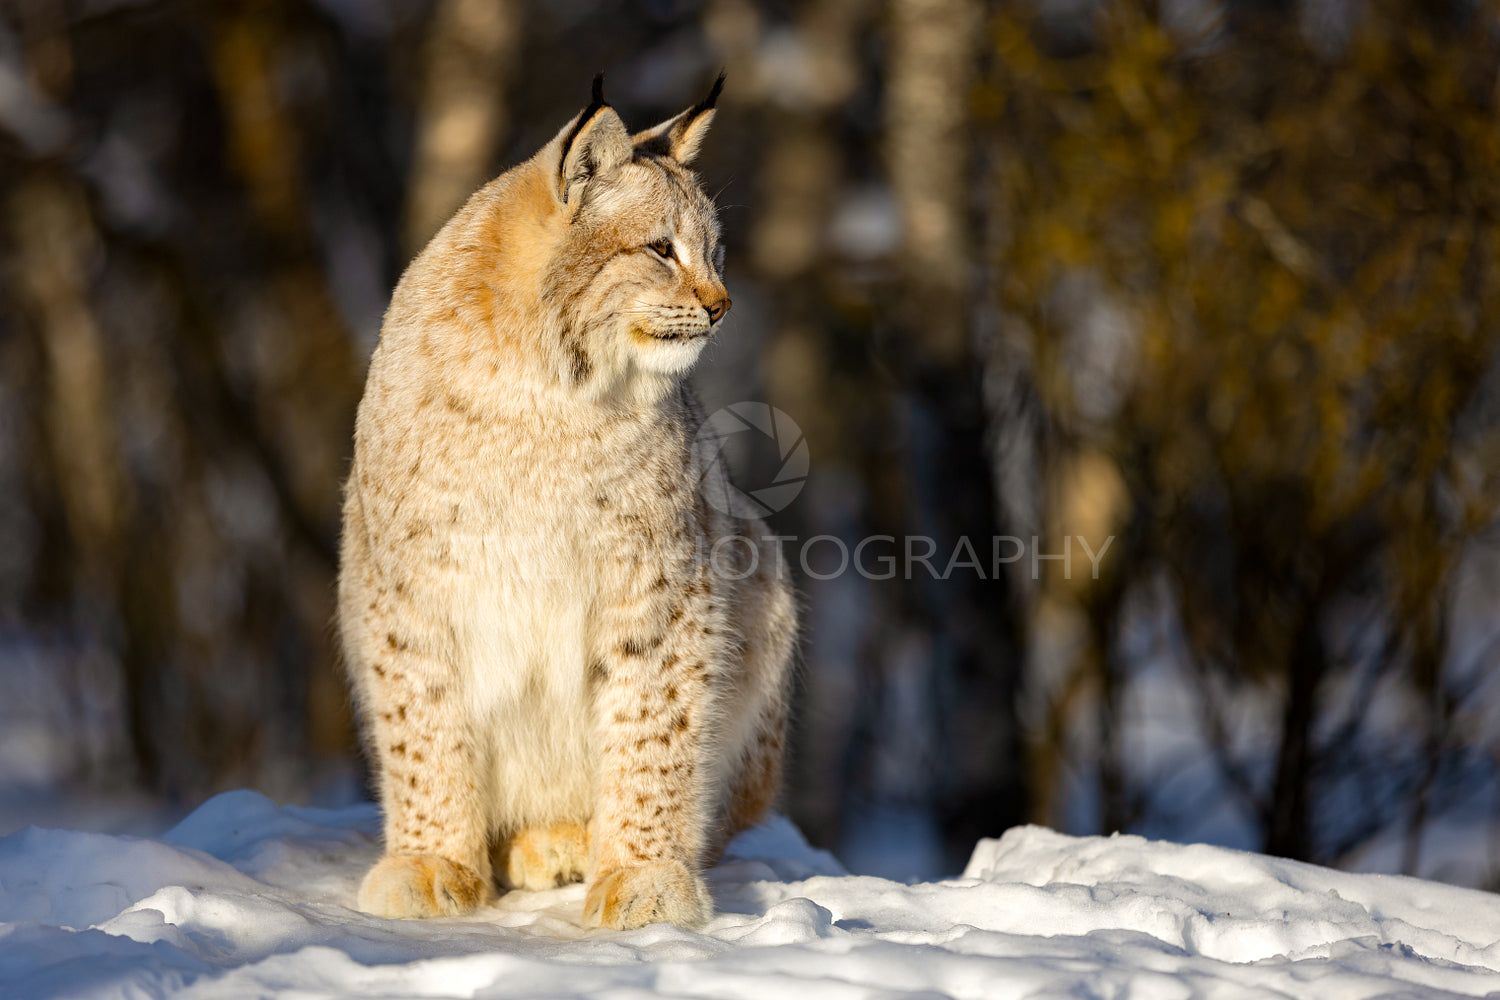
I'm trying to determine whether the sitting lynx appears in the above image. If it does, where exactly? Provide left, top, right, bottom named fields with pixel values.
left=337, top=76, right=795, bottom=931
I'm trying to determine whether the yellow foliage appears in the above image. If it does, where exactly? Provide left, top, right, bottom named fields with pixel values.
left=990, top=0, right=1500, bottom=683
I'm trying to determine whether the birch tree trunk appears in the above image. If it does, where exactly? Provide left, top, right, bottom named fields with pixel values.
left=403, top=0, right=522, bottom=256
left=885, top=0, right=1029, bottom=860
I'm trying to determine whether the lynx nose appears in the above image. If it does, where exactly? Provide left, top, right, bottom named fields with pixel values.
left=705, top=297, right=732, bottom=323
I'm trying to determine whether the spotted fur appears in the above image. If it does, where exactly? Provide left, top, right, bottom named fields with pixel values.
left=339, top=79, right=796, bottom=931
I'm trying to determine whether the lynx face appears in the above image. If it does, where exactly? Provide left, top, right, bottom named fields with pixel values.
left=545, top=76, right=732, bottom=381
left=570, top=160, right=728, bottom=374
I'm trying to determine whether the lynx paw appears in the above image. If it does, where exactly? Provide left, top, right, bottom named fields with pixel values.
left=582, top=859, right=711, bottom=930
left=357, top=853, right=490, bottom=918
left=501, top=822, right=590, bottom=890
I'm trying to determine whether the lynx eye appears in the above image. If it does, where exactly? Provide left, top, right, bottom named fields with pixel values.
left=648, top=239, right=675, bottom=260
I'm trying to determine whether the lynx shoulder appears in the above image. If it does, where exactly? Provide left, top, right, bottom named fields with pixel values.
left=337, top=76, right=795, bottom=930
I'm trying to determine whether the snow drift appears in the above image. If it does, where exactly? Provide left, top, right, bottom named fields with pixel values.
left=2, top=790, right=1499, bottom=998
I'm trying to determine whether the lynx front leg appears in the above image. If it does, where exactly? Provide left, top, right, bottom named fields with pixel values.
left=354, top=637, right=493, bottom=918
left=584, top=580, right=720, bottom=930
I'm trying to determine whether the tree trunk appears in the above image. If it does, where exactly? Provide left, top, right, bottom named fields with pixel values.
left=1265, top=611, right=1325, bottom=860
left=403, top=0, right=522, bottom=256
left=886, top=0, right=1028, bottom=862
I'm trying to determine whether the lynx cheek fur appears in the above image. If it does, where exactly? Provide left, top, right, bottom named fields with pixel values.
left=337, top=76, right=795, bottom=931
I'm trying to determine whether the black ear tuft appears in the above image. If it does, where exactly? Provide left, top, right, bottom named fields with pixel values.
left=692, top=71, right=726, bottom=117
left=592, top=72, right=606, bottom=106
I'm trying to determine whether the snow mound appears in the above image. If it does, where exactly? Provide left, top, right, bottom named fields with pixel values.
left=3, top=792, right=1499, bottom=999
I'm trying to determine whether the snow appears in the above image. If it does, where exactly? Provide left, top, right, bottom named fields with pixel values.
left=3, top=791, right=1500, bottom=998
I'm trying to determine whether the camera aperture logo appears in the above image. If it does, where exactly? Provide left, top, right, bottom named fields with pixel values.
left=697, top=402, right=808, bottom=518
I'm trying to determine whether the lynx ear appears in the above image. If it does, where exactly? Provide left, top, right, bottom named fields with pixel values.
left=632, top=72, right=724, bottom=165
left=558, top=74, right=633, bottom=206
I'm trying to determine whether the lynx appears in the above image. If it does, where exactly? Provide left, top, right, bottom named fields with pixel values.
left=337, top=76, right=796, bottom=931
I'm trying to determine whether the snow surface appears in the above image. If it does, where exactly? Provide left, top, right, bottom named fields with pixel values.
left=3, top=791, right=1500, bottom=999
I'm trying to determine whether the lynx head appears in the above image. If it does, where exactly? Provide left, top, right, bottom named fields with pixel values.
left=539, top=75, right=730, bottom=386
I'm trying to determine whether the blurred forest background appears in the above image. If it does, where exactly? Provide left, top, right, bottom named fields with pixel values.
left=4, top=0, right=1500, bottom=887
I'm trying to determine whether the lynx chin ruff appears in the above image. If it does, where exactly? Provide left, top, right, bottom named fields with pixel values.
left=338, top=76, right=796, bottom=931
